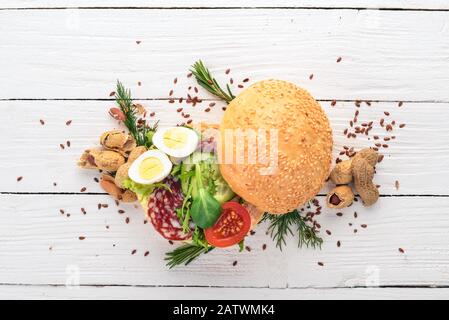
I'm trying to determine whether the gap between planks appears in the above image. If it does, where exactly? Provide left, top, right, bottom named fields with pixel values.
left=1, top=7, right=449, bottom=12
left=0, top=192, right=448, bottom=197
left=1, top=99, right=448, bottom=104
left=1, top=283, right=448, bottom=289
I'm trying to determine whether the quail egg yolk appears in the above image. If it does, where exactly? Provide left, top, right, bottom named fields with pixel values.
left=163, top=128, right=188, bottom=149
left=138, top=157, right=164, bottom=180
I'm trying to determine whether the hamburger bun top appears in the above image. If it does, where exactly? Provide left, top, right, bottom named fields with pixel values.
left=219, top=80, right=333, bottom=214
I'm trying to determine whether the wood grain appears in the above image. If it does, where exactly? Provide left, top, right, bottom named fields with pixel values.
left=0, top=194, right=448, bottom=287
left=2, top=0, right=449, bottom=10
left=1, top=100, right=447, bottom=194
left=1, top=285, right=449, bottom=300
left=1, top=9, right=449, bottom=100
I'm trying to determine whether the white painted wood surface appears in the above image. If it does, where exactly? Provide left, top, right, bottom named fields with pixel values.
left=1, top=1, right=449, bottom=300
left=1, top=9, right=449, bottom=101
left=2, top=0, right=449, bottom=10
left=2, top=286, right=449, bottom=300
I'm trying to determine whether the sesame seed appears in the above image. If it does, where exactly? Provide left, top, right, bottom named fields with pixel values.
left=39, top=119, right=45, bottom=125
left=66, top=120, right=72, bottom=126
left=78, top=236, right=85, bottom=240
left=17, top=176, right=23, bottom=182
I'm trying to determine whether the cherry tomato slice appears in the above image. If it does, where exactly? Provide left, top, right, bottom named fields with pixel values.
left=205, top=201, right=251, bottom=248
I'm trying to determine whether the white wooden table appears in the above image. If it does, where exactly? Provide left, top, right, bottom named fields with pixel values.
left=1, top=0, right=449, bottom=300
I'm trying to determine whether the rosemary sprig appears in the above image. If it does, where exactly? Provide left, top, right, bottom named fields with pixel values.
left=261, top=209, right=323, bottom=251
left=115, top=80, right=157, bottom=146
left=190, top=60, right=235, bottom=103
left=165, top=243, right=214, bottom=269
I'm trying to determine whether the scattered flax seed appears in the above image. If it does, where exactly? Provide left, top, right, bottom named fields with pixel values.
left=115, top=200, right=120, bottom=206
left=125, top=217, right=130, bottom=224
left=326, top=230, right=332, bottom=235
left=222, top=107, right=227, bottom=111
left=60, top=144, right=65, bottom=150
left=361, top=224, right=367, bottom=229
left=136, top=41, right=141, bottom=44
left=81, top=208, right=86, bottom=215
left=173, top=78, right=178, bottom=84
left=398, top=248, right=405, bottom=253
left=262, top=244, right=267, bottom=250
left=398, top=101, right=403, bottom=107
left=336, top=212, right=343, bottom=217
left=131, top=249, right=137, bottom=255
left=144, top=251, right=149, bottom=257
left=109, top=91, right=115, bottom=97
left=384, top=111, right=390, bottom=116
left=243, top=78, right=249, bottom=83
left=187, top=119, right=193, bottom=124
left=205, top=108, right=211, bottom=112
left=232, top=261, right=238, bottom=266
left=399, top=123, right=406, bottom=128
left=80, top=187, right=86, bottom=192
left=59, top=209, right=65, bottom=214
left=225, top=68, right=231, bottom=75
left=94, top=177, right=99, bottom=183
left=336, top=57, right=342, bottom=63
left=150, top=112, right=155, bottom=117
left=187, top=72, right=193, bottom=78
left=238, top=84, right=244, bottom=89
left=78, top=236, right=85, bottom=240
left=66, top=120, right=72, bottom=126
left=169, top=90, right=173, bottom=96
left=331, top=100, right=337, bottom=106
left=67, top=141, right=71, bottom=147
left=395, top=180, right=400, bottom=190
left=317, top=262, right=324, bottom=266
left=209, top=102, right=216, bottom=107
left=250, top=230, right=256, bottom=236
left=378, top=154, right=384, bottom=163
left=176, top=108, right=183, bottom=113
left=97, top=203, right=102, bottom=210
left=66, top=214, right=71, bottom=218
left=39, top=119, right=45, bottom=125
left=309, top=74, right=314, bottom=80
left=229, top=78, right=234, bottom=84
left=337, top=241, right=341, bottom=247
left=17, top=176, right=23, bottom=182
left=138, top=81, right=141, bottom=86
left=101, top=203, right=108, bottom=208
left=53, top=182, right=57, bottom=186
left=118, top=209, right=125, bottom=214
left=354, top=211, right=358, bottom=218
left=245, top=246, right=251, bottom=252
left=354, top=229, right=358, bottom=233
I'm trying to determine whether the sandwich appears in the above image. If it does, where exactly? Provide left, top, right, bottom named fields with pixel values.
left=78, top=78, right=333, bottom=267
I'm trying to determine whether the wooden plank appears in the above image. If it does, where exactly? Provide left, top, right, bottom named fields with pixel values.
left=1, top=285, right=448, bottom=300
left=1, top=100, right=447, bottom=194
left=1, top=9, right=449, bottom=101
left=2, top=1, right=449, bottom=10
left=0, top=194, right=448, bottom=287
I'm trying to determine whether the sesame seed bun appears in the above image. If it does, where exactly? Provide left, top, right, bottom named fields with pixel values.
left=219, top=80, right=333, bottom=214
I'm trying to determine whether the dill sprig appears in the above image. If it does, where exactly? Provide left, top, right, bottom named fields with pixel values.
left=190, top=60, right=235, bottom=103
left=165, top=243, right=214, bottom=269
left=261, top=209, right=323, bottom=251
left=115, top=80, right=157, bottom=146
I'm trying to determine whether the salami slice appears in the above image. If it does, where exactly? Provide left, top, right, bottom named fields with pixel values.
left=147, top=176, right=192, bottom=241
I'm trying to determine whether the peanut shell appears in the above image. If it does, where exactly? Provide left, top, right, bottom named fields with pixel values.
left=326, top=185, right=354, bottom=209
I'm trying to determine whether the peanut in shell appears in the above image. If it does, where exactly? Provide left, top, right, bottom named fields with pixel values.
left=326, top=185, right=354, bottom=209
